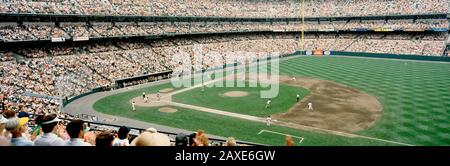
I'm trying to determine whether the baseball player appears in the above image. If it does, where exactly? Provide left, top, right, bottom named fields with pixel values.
left=308, top=102, right=313, bottom=110
left=265, top=99, right=271, bottom=109
left=266, top=116, right=272, bottom=126
left=132, top=101, right=136, bottom=111
left=156, top=92, right=161, bottom=101
left=142, top=92, right=146, bottom=100
left=296, top=94, right=300, bottom=102
left=144, top=96, right=149, bottom=103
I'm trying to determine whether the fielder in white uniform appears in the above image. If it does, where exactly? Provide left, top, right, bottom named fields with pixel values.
left=265, top=99, right=271, bottom=108
left=266, top=116, right=272, bottom=126
left=308, top=102, right=313, bottom=110
left=132, top=101, right=136, bottom=111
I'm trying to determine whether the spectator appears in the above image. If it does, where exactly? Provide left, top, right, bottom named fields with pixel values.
left=192, top=129, right=209, bottom=146
left=175, top=133, right=188, bottom=146
left=286, top=135, right=295, bottom=146
left=83, top=130, right=97, bottom=146
left=65, top=120, right=92, bottom=146
left=3, top=109, right=16, bottom=119
left=131, top=132, right=171, bottom=146
left=5, top=117, right=33, bottom=146
left=17, top=111, right=29, bottom=118
left=95, top=131, right=115, bottom=147
left=113, top=126, right=130, bottom=146
left=34, top=114, right=66, bottom=146
left=225, top=137, right=236, bottom=146
left=145, top=127, right=157, bottom=133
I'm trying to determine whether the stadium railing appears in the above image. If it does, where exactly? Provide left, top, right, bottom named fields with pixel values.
left=0, top=13, right=446, bottom=23
left=28, top=113, right=263, bottom=146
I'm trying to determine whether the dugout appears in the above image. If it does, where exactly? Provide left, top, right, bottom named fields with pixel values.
left=114, top=71, right=173, bottom=89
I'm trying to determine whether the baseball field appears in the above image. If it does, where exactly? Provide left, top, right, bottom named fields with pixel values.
left=93, top=56, right=450, bottom=146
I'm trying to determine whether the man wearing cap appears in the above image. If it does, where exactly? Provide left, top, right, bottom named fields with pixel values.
left=65, top=120, right=92, bottom=146
left=34, top=114, right=66, bottom=146
left=6, top=117, right=33, bottom=146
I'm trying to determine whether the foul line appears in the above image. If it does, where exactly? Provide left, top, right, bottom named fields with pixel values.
left=258, top=129, right=304, bottom=144
left=275, top=120, right=416, bottom=146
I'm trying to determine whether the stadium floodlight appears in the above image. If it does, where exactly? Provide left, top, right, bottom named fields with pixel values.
left=301, top=0, right=305, bottom=54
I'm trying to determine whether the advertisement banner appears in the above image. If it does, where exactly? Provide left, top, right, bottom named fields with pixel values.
left=319, top=28, right=335, bottom=32
left=314, top=49, right=323, bottom=56
left=351, top=28, right=368, bottom=32
left=51, top=37, right=65, bottom=42
left=73, top=37, right=89, bottom=41
left=374, top=28, right=393, bottom=32
left=431, top=28, right=448, bottom=32
left=404, top=28, right=425, bottom=32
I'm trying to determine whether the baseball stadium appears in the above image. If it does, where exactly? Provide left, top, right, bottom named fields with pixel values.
left=0, top=0, right=449, bottom=147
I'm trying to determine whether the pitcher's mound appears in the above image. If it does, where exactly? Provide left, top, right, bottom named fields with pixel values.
left=223, top=91, right=249, bottom=97
left=160, top=88, right=174, bottom=93
left=158, top=107, right=178, bottom=113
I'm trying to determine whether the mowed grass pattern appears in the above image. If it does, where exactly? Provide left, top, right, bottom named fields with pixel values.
left=94, top=83, right=394, bottom=146
left=94, top=56, right=449, bottom=146
left=172, top=84, right=310, bottom=117
left=277, top=56, right=450, bottom=146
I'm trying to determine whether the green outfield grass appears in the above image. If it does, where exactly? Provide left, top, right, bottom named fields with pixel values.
left=94, top=56, right=450, bottom=146
left=172, top=83, right=310, bottom=117
left=94, top=84, right=393, bottom=145
left=277, top=56, right=450, bottom=146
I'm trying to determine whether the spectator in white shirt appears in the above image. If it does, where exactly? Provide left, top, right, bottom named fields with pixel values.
left=5, top=117, right=33, bottom=146
left=65, top=120, right=92, bottom=146
left=113, top=126, right=130, bottom=146
left=34, top=114, right=66, bottom=146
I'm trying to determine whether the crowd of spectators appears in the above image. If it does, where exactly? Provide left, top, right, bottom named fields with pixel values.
left=0, top=0, right=447, bottom=17
left=1, top=20, right=447, bottom=42
left=1, top=33, right=446, bottom=118
left=0, top=52, right=14, bottom=62
left=0, top=0, right=448, bottom=147
left=0, top=113, right=256, bottom=146
left=301, top=33, right=446, bottom=56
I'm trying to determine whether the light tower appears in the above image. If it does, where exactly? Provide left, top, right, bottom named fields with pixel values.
left=301, top=0, right=305, bottom=55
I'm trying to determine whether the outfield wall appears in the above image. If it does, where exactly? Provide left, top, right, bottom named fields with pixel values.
left=332, top=51, right=450, bottom=62
left=301, top=50, right=450, bottom=62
